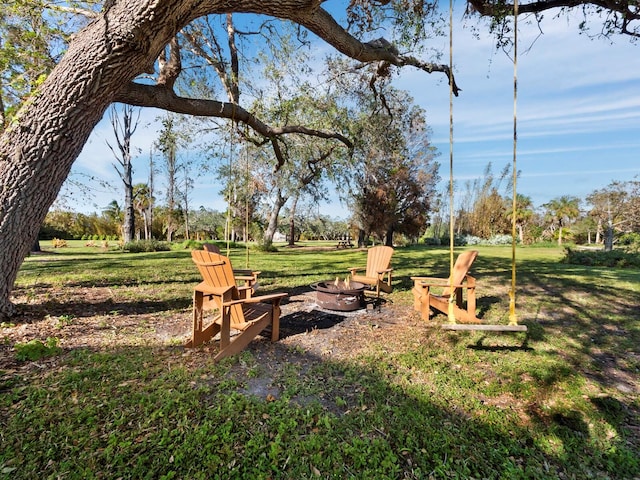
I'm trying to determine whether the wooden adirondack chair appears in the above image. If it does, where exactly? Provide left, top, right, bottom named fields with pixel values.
left=348, top=245, right=394, bottom=297
left=411, top=250, right=480, bottom=324
left=187, top=249, right=287, bottom=361
left=202, top=243, right=260, bottom=296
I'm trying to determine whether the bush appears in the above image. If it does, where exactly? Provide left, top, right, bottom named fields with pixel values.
left=180, top=239, right=205, bottom=250
left=485, top=234, right=516, bottom=246
left=51, top=238, right=67, bottom=248
left=255, top=243, right=279, bottom=252
left=462, top=235, right=483, bottom=245
left=422, top=237, right=441, bottom=246
left=15, top=338, right=62, bottom=361
left=618, top=232, right=640, bottom=252
left=440, top=235, right=467, bottom=247
left=124, top=240, right=171, bottom=253
left=562, top=247, right=640, bottom=268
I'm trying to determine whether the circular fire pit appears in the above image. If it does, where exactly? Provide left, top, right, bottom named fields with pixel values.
left=310, top=280, right=366, bottom=312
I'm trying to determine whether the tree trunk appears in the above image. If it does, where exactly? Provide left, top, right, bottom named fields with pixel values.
left=123, top=181, right=135, bottom=243
left=0, top=2, right=201, bottom=319
left=142, top=211, right=150, bottom=240
left=604, top=225, right=614, bottom=251
left=384, top=227, right=394, bottom=247
left=262, top=189, right=287, bottom=247
left=357, top=228, right=366, bottom=248
left=517, top=224, right=524, bottom=244
left=557, top=223, right=563, bottom=245
left=288, top=194, right=299, bottom=247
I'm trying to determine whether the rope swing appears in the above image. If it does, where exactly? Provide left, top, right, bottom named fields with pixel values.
left=224, top=107, right=252, bottom=268
left=442, top=0, right=526, bottom=332
left=509, top=0, right=519, bottom=326
left=447, top=0, right=456, bottom=323
left=225, top=122, right=233, bottom=258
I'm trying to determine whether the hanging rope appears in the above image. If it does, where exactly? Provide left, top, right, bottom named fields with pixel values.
left=509, top=0, right=519, bottom=325
left=245, top=134, right=250, bottom=268
left=447, top=0, right=456, bottom=323
left=225, top=109, right=235, bottom=258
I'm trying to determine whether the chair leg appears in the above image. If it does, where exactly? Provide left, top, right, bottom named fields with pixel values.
left=420, top=292, right=432, bottom=321
left=271, top=302, right=281, bottom=342
left=187, top=290, right=221, bottom=347
left=467, top=287, right=476, bottom=317
left=213, top=316, right=271, bottom=362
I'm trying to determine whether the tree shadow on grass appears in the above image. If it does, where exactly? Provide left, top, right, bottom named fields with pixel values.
left=2, top=339, right=638, bottom=479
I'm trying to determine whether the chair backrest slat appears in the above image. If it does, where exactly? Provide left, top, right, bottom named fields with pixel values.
left=365, top=246, right=394, bottom=278
left=442, top=250, right=478, bottom=296
left=192, top=250, right=246, bottom=322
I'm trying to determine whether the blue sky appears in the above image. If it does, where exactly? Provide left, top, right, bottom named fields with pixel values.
left=66, top=7, right=639, bottom=218
left=393, top=9, right=640, bottom=211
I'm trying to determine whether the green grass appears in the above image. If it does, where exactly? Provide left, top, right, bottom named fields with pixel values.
left=1, top=241, right=638, bottom=479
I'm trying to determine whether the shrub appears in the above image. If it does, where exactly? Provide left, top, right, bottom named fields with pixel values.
left=618, top=232, right=640, bottom=252
left=485, top=234, right=516, bottom=246
left=462, top=235, right=483, bottom=245
left=422, top=237, right=441, bottom=246
left=51, top=238, right=67, bottom=248
left=180, top=239, right=203, bottom=250
left=562, top=247, right=640, bottom=268
left=124, top=240, right=171, bottom=253
left=15, top=337, right=62, bottom=361
left=255, top=243, right=279, bottom=252
left=440, top=235, right=467, bottom=247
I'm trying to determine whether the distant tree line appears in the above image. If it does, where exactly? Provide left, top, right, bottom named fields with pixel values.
left=427, top=164, right=640, bottom=250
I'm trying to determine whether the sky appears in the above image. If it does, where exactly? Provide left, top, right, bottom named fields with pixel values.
left=65, top=5, right=640, bottom=218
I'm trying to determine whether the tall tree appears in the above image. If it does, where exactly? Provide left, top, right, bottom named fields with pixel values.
left=543, top=195, right=582, bottom=245
left=155, top=114, right=188, bottom=242
left=133, top=183, right=153, bottom=240
left=346, top=87, right=439, bottom=246
left=102, top=200, right=123, bottom=238
left=587, top=179, right=640, bottom=250
left=507, top=193, right=534, bottom=244
left=107, top=104, right=141, bottom=243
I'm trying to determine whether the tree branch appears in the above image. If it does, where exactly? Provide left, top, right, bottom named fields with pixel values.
left=286, top=8, right=461, bottom=95
left=467, top=0, right=639, bottom=37
left=114, top=82, right=353, bottom=168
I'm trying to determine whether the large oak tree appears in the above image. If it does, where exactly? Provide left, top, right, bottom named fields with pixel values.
left=0, top=0, right=637, bottom=319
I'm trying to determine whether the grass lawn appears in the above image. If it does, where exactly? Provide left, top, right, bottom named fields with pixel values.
left=1, top=241, right=638, bottom=479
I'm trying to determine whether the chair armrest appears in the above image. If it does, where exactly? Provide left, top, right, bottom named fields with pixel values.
left=377, top=268, right=393, bottom=274
left=194, top=282, right=234, bottom=296
left=234, top=269, right=260, bottom=277
left=222, top=292, right=288, bottom=307
left=235, top=275, right=258, bottom=282
left=411, top=277, right=469, bottom=289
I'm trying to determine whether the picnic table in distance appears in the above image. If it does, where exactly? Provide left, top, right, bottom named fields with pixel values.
left=336, top=237, right=354, bottom=249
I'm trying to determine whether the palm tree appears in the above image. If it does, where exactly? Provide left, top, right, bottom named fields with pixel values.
left=102, top=200, right=123, bottom=239
left=133, top=183, right=153, bottom=240
left=506, top=194, right=534, bottom=243
left=543, top=196, right=581, bottom=245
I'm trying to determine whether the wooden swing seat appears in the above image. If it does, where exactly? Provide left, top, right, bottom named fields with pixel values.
left=441, top=323, right=527, bottom=332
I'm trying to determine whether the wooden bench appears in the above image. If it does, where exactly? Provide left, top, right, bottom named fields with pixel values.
left=336, top=239, right=354, bottom=249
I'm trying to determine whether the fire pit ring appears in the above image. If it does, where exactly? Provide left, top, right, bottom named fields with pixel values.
left=310, top=280, right=366, bottom=312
